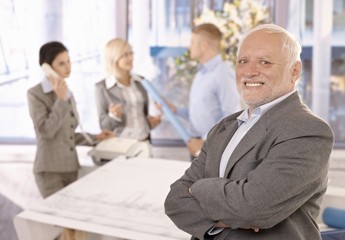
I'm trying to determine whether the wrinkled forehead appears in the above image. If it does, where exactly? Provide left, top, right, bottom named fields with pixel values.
left=239, top=30, right=284, bottom=56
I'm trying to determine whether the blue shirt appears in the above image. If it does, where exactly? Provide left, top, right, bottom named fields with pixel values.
left=219, top=90, right=296, bottom=177
left=177, top=54, right=241, bottom=138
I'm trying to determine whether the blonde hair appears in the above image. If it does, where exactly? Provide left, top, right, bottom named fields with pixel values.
left=192, top=23, right=222, bottom=50
left=104, top=38, right=132, bottom=75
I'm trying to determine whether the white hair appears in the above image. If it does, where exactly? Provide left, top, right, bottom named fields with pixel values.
left=237, top=24, right=302, bottom=68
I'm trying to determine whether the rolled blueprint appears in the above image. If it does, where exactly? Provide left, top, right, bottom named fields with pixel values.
left=141, top=79, right=190, bottom=143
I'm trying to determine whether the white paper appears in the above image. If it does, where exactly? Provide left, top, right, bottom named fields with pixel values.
left=24, top=156, right=190, bottom=240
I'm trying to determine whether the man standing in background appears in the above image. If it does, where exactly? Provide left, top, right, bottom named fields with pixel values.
left=164, top=23, right=241, bottom=157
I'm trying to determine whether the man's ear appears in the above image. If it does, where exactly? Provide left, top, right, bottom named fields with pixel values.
left=199, top=35, right=209, bottom=51
left=291, top=61, right=302, bottom=82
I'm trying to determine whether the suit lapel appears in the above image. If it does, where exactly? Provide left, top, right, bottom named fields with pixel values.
left=69, top=96, right=80, bottom=124
left=207, top=117, right=240, bottom=177
left=222, top=92, right=302, bottom=178
left=46, top=91, right=56, bottom=106
left=46, top=88, right=79, bottom=125
left=223, top=118, right=267, bottom=177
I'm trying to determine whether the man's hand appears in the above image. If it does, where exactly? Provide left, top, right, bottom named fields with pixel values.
left=189, top=188, right=260, bottom=233
left=215, top=222, right=230, bottom=228
left=155, top=98, right=176, bottom=113
left=187, top=138, right=204, bottom=156
left=215, top=222, right=259, bottom=232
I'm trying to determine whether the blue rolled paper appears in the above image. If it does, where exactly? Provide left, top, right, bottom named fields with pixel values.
left=322, top=207, right=345, bottom=229
left=141, top=79, right=190, bottom=143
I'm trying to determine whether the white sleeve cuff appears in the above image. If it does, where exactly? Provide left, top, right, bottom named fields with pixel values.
left=207, top=225, right=224, bottom=235
left=108, top=112, right=122, bottom=122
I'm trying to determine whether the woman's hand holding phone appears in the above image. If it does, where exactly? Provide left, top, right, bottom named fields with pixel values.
left=51, top=76, right=68, bottom=100
left=41, top=63, right=68, bottom=100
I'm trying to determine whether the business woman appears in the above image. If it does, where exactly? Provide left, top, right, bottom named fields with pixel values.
left=27, top=41, right=113, bottom=199
left=95, top=38, right=161, bottom=141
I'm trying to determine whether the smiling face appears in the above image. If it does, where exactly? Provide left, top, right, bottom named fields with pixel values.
left=51, top=51, right=71, bottom=78
left=235, top=29, right=301, bottom=112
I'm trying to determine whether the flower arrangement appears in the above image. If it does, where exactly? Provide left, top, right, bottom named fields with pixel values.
left=195, top=0, right=270, bottom=65
left=168, top=0, right=270, bottom=93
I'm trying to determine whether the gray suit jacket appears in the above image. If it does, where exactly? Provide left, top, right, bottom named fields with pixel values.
left=27, top=83, right=95, bottom=173
left=94, top=76, right=150, bottom=137
left=165, top=92, right=334, bottom=240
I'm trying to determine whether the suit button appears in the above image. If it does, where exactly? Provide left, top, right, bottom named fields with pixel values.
left=70, top=147, right=74, bottom=151
left=70, top=124, right=74, bottom=128
left=71, top=112, right=74, bottom=117
left=70, top=136, right=73, bottom=140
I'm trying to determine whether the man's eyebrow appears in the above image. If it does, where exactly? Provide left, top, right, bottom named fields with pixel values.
left=258, top=55, right=273, bottom=59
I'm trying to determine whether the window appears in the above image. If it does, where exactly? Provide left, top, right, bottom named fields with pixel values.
left=0, top=0, right=107, bottom=142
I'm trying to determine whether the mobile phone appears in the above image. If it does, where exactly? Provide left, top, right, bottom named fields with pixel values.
left=41, top=63, right=60, bottom=79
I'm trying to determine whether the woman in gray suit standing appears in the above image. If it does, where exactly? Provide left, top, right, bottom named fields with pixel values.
left=27, top=41, right=113, bottom=198
left=95, top=38, right=161, bottom=141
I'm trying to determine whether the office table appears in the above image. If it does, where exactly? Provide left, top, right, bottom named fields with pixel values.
left=14, top=156, right=191, bottom=240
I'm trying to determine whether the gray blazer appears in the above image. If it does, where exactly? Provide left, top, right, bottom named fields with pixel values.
left=94, top=76, right=150, bottom=136
left=27, top=83, right=96, bottom=174
left=165, top=92, right=334, bottom=240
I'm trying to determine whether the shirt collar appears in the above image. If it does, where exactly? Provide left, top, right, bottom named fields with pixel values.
left=41, top=77, right=53, bottom=93
left=105, top=75, right=117, bottom=89
left=237, top=90, right=296, bottom=123
left=40, top=77, right=72, bottom=99
left=105, top=74, right=142, bottom=89
left=198, top=54, right=222, bottom=74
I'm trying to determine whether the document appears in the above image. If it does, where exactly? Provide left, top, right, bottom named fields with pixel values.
left=88, top=137, right=151, bottom=161
left=23, top=156, right=190, bottom=240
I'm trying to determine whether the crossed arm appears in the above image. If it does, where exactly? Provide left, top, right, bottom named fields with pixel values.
left=165, top=119, right=333, bottom=239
